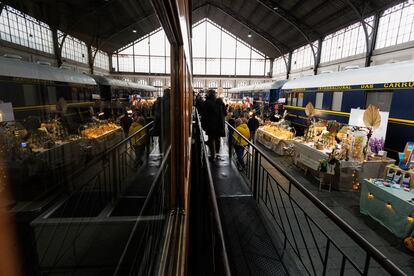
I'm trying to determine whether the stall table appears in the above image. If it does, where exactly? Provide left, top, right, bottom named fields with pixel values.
left=256, top=128, right=294, bottom=155
left=293, top=141, right=395, bottom=191
left=360, top=179, right=414, bottom=238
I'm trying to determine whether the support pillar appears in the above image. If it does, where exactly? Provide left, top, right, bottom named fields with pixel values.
left=87, top=45, right=95, bottom=75
left=108, top=52, right=113, bottom=72
left=365, top=12, right=380, bottom=67
left=52, top=29, right=66, bottom=68
left=313, top=38, right=322, bottom=75
left=286, top=51, right=292, bottom=80
left=52, top=29, right=62, bottom=67
left=268, top=58, right=274, bottom=77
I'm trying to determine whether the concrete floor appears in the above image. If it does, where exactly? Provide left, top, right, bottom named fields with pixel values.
left=257, top=143, right=414, bottom=275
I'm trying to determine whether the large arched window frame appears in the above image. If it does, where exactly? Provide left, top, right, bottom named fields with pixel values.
left=192, top=19, right=271, bottom=77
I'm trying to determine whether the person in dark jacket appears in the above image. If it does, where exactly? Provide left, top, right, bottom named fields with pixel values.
left=215, top=97, right=227, bottom=154
left=247, top=113, right=260, bottom=142
left=227, top=114, right=236, bottom=158
left=195, top=93, right=204, bottom=114
left=120, top=110, right=133, bottom=136
left=202, top=90, right=225, bottom=161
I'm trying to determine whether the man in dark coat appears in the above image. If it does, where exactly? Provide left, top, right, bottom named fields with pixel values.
left=227, top=114, right=236, bottom=158
left=202, top=90, right=225, bottom=161
left=247, top=113, right=260, bottom=142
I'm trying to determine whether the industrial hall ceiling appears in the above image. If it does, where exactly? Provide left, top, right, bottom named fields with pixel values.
left=3, top=0, right=406, bottom=58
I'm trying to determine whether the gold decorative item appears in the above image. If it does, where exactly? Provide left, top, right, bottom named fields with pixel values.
left=305, top=102, right=315, bottom=117
left=352, top=169, right=360, bottom=191
left=363, top=105, right=381, bottom=129
left=363, top=105, right=381, bottom=158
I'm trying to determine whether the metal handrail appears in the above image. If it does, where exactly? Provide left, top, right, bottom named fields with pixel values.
left=197, top=111, right=232, bottom=276
left=226, top=121, right=406, bottom=276
left=114, top=145, right=171, bottom=275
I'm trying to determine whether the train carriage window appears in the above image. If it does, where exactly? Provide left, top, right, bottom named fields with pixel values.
left=332, top=92, right=343, bottom=111
left=292, top=93, right=298, bottom=106
left=366, top=91, right=393, bottom=112
left=71, top=87, right=79, bottom=102
left=288, top=93, right=293, bottom=105
left=297, top=93, right=304, bottom=107
left=0, top=82, right=24, bottom=105
left=23, top=84, right=41, bottom=106
left=315, top=92, right=323, bottom=109
left=47, top=86, right=57, bottom=104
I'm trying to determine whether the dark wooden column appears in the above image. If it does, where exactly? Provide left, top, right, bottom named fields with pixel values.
left=151, top=0, right=193, bottom=274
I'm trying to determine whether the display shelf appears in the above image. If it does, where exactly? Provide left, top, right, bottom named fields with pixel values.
left=384, top=165, right=414, bottom=187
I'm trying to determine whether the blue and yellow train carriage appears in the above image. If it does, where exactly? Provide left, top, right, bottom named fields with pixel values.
left=0, top=56, right=97, bottom=129
left=227, top=80, right=287, bottom=113
left=281, top=61, right=414, bottom=156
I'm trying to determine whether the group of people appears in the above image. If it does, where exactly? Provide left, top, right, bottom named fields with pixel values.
left=228, top=111, right=260, bottom=170
left=198, top=90, right=261, bottom=171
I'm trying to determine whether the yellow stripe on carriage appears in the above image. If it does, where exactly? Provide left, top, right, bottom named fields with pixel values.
left=285, top=105, right=414, bottom=126
left=13, top=101, right=95, bottom=111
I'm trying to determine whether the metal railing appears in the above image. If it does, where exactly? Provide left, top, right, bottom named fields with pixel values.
left=32, top=122, right=157, bottom=273
left=114, top=146, right=171, bottom=275
left=226, top=122, right=406, bottom=276
left=189, top=110, right=231, bottom=276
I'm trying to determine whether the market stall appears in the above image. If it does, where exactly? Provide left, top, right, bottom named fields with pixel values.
left=80, top=122, right=123, bottom=155
left=293, top=140, right=395, bottom=191
left=360, top=178, right=414, bottom=238
left=256, top=124, right=294, bottom=155
left=0, top=118, right=123, bottom=201
left=291, top=104, right=395, bottom=191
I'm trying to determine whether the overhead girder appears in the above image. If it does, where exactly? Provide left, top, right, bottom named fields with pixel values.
left=254, top=0, right=323, bottom=73
left=255, top=0, right=322, bottom=41
left=193, top=2, right=290, bottom=57
left=344, top=0, right=381, bottom=66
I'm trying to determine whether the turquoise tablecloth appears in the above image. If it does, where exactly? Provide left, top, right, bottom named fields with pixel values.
left=360, top=179, right=414, bottom=238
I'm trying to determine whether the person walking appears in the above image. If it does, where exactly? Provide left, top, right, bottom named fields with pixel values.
left=129, top=114, right=147, bottom=168
left=119, top=110, right=133, bottom=136
left=201, top=90, right=225, bottom=162
left=216, top=96, right=227, bottom=155
left=247, top=112, right=260, bottom=143
left=227, top=114, right=236, bottom=158
left=233, top=118, right=250, bottom=170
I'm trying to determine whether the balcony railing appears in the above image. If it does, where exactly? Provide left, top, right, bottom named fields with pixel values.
left=226, top=122, right=406, bottom=276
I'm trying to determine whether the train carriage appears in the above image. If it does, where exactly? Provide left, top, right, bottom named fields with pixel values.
left=91, top=75, right=158, bottom=117
left=0, top=56, right=97, bottom=131
left=281, top=61, right=414, bottom=157
left=227, top=80, right=287, bottom=115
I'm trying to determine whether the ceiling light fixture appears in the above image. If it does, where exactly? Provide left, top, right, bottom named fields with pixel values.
left=132, top=29, right=137, bottom=33
left=248, top=32, right=252, bottom=38
left=273, top=7, right=279, bottom=10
